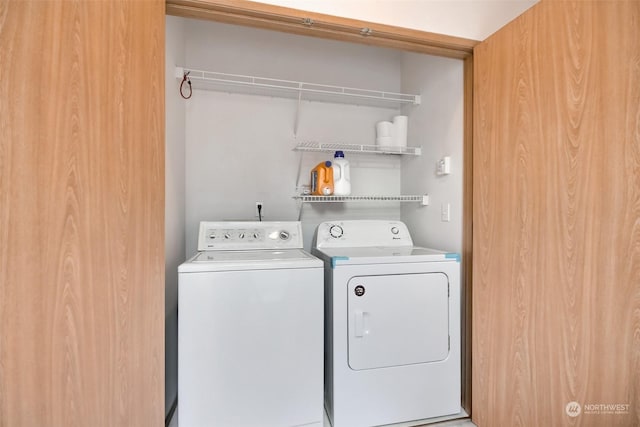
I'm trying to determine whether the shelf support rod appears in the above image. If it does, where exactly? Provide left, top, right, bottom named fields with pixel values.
left=293, top=85, right=302, bottom=137
left=294, top=143, right=305, bottom=194
left=297, top=199, right=304, bottom=221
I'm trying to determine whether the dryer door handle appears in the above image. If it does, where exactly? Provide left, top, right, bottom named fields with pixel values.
left=354, top=310, right=368, bottom=337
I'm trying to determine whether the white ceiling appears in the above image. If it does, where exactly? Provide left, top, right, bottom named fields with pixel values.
left=254, top=0, right=539, bottom=41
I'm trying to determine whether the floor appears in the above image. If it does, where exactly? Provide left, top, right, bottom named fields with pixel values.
left=167, top=407, right=476, bottom=427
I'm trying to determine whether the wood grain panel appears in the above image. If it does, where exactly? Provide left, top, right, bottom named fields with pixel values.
left=473, top=1, right=640, bottom=426
left=165, top=0, right=478, bottom=58
left=462, top=54, right=474, bottom=415
left=0, top=1, right=165, bottom=426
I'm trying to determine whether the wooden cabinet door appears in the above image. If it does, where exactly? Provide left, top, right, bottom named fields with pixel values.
left=473, top=1, right=640, bottom=426
left=0, top=1, right=165, bottom=426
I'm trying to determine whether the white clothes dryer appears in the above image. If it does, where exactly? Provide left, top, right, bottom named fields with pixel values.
left=179, top=221, right=324, bottom=427
left=312, top=220, right=461, bottom=427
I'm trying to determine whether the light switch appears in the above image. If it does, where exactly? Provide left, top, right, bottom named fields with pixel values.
left=441, top=203, right=450, bottom=222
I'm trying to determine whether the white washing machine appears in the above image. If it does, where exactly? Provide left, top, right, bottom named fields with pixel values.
left=179, top=221, right=324, bottom=427
left=312, top=220, right=461, bottom=427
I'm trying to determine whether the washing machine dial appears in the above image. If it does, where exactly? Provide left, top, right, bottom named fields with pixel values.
left=391, top=226, right=400, bottom=235
left=238, top=232, right=245, bottom=239
left=329, top=225, right=343, bottom=238
left=279, top=230, right=290, bottom=241
left=224, top=233, right=232, bottom=239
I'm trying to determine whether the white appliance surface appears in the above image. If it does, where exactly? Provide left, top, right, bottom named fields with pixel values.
left=313, top=220, right=462, bottom=427
left=314, top=219, right=414, bottom=248
left=179, top=221, right=324, bottom=427
left=179, top=248, right=320, bottom=272
left=197, top=220, right=305, bottom=251
left=316, top=246, right=456, bottom=265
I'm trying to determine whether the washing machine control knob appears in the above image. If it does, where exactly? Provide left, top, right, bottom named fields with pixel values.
left=329, top=225, right=343, bottom=238
left=391, top=226, right=400, bottom=235
left=238, top=233, right=245, bottom=239
left=224, top=233, right=231, bottom=239
left=279, top=230, right=290, bottom=240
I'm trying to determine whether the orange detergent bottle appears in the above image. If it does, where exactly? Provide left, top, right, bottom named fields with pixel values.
left=310, top=161, right=334, bottom=196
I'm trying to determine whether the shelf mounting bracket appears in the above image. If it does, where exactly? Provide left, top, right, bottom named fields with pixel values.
left=293, top=87, right=302, bottom=137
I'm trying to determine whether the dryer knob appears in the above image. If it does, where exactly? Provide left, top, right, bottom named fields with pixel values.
left=224, top=233, right=231, bottom=239
left=391, top=226, right=399, bottom=235
left=329, top=225, right=343, bottom=238
left=279, top=231, right=290, bottom=240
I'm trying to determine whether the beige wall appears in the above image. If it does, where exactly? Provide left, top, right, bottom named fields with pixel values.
left=165, top=15, right=186, bottom=418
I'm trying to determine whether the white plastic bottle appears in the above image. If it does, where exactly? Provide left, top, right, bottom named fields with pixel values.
left=332, top=151, right=351, bottom=196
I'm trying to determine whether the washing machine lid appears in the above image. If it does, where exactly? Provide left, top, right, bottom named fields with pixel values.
left=315, top=246, right=459, bottom=267
left=179, top=249, right=322, bottom=272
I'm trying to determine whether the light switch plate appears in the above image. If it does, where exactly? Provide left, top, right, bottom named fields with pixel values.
left=441, top=203, right=451, bottom=222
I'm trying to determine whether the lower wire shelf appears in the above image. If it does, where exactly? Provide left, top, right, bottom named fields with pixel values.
left=293, top=195, right=424, bottom=203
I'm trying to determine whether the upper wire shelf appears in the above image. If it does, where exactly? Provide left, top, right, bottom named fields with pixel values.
left=176, top=67, right=421, bottom=107
left=294, top=141, right=421, bottom=156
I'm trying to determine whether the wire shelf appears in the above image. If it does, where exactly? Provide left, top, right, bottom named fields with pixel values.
left=293, top=195, right=424, bottom=203
left=294, top=141, right=421, bottom=156
left=177, top=67, right=421, bottom=106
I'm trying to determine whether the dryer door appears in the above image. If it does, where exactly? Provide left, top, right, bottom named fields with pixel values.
left=347, top=273, right=449, bottom=370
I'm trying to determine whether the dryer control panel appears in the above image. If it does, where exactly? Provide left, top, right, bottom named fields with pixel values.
left=197, top=221, right=303, bottom=251
left=315, top=220, right=413, bottom=248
